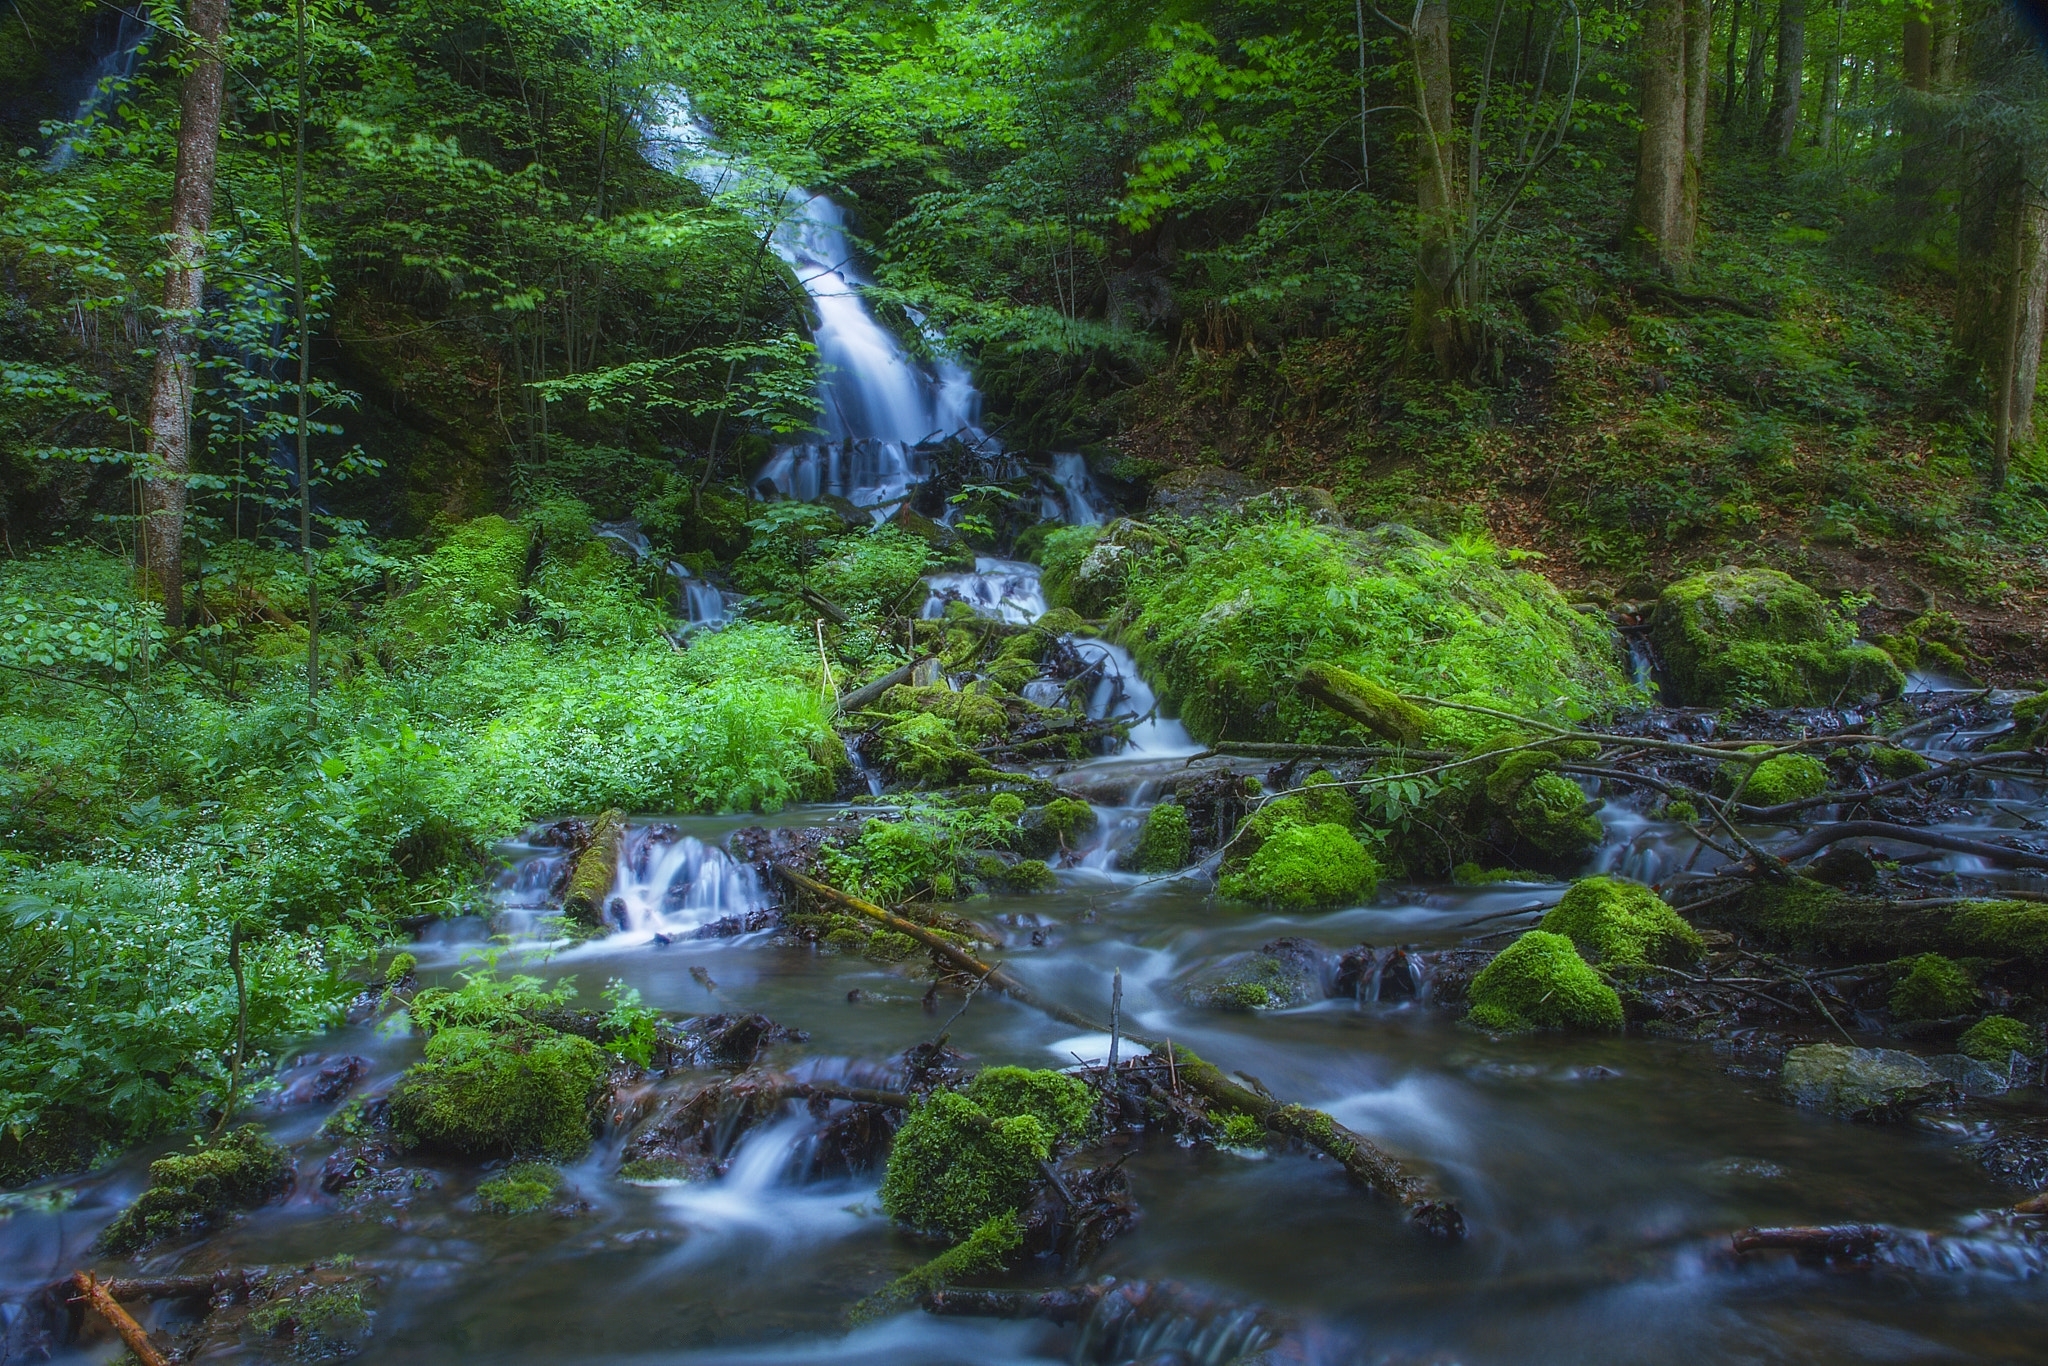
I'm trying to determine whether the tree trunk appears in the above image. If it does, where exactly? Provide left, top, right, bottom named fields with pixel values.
left=1628, top=0, right=1710, bottom=273
left=1957, top=141, right=2048, bottom=493
left=1720, top=0, right=1743, bottom=123
left=140, top=0, right=230, bottom=631
left=1406, top=0, right=1476, bottom=379
left=1765, top=0, right=1805, bottom=156
left=1741, top=0, right=1770, bottom=122
left=1892, top=7, right=1938, bottom=257
left=1814, top=0, right=1845, bottom=148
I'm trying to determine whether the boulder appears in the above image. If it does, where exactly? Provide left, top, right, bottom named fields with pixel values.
left=1647, top=567, right=1905, bottom=707
left=1779, top=1045, right=1950, bottom=1121
left=1145, top=467, right=1271, bottom=518
left=1181, top=938, right=1327, bottom=1010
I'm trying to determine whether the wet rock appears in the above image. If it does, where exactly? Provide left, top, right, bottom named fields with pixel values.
left=1809, top=845, right=1879, bottom=889
left=1464, top=931, right=1624, bottom=1033
left=1167, top=770, right=1259, bottom=859
left=1144, top=467, right=1272, bottom=518
left=901, top=1040, right=971, bottom=1094
left=1181, top=938, right=1328, bottom=1010
left=1334, top=944, right=1422, bottom=1001
left=1971, top=1116, right=2048, bottom=1190
left=675, top=1013, right=808, bottom=1070
left=97, top=1125, right=294, bottom=1254
left=1648, top=567, right=1905, bottom=708
left=275, top=1055, right=370, bottom=1109
left=1779, top=1045, right=1953, bottom=1121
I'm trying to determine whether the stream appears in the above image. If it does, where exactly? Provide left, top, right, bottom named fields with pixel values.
left=6, top=104, right=2047, bottom=1366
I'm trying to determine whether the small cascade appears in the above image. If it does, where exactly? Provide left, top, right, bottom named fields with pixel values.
left=46, top=5, right=153, bottom=172
left=1049, top=451, right=1106, bottom=525
left=608, top=825, right=770, bottom=937
left=1072, top=639, right=1201, bottom=759
left=666, top=562, right=729, bottom=628
left=1625, top=633, right=1661, bottom=698
left=920, top=557, right=1047, bottom=625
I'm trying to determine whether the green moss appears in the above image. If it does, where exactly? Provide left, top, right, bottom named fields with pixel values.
left=385, top=952, right=418, bottom=985
left=854, top=1211, right=1023, bottom=1322
left=878, top=1091, right=1054, bottom=1238
left=1038, top=525, right=1112, bottom=614
left=384, top=515, right=532, bottom=651
left=1648, top=567, right=1904, bottom=707
left=1887, top=954, right=1975, bottom=1020
left=389, top=1024, right=607, bottom=1161
left=97, top=1126, right=292, bottom=1255
left=1951, top=900, right=2048, bottom=958
left=1216, top=1111, right=1266, bottom=1148
left=1039, top=797, right=1098, bottom=842
left=1296, top=661, right=1433, bottom=745
left=987, top=792, right=1026, bottom=821
left=1957, top=1015, right=2039, bottom=1062
left=1871, top=747, right=1931, bottom=779
left=1452, top=862, right=1532, bottom=884
left=1485, top=749, right=1561, bottom=804
left=876, top=683, right=1009, bottom=744
left=1218, top=822, right=1378, bottom=907
left=1508, top=772, right=1605, bottom=857
left=617, top=1157, right=691, bottom=1184
left=1224, top=773, right=1358, bottom=873
left=561, top=807, right=626, bottom=924
left=1541, top=876, right=1704, bottom=969
left=1719, top=749, right=1829, bottom=806
left=1117, top=516, right=1628, bottom=746
left=246, top=1278, right=371, bottom=1344
left=1464, top=931, right=1624, bottom=1032
left=1128, top=802, right=1192, bottom=872
left=965, top=1066, right=1096, bottom=1141
left=476, top=1161, right=563, bottom=1213
left=1658, top=799, right=1699, bottom=822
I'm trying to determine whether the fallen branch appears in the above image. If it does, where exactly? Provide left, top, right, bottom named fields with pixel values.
left=838, top=657, right=935, bottom=715
left=1731, top=1224, right=1891, bottom=1258
left=1193, top=742, right=1458, bottom=762
left=1741, top=751, right=2046, bottom=821
left=1771, top=821, right=2048, bottom=871
left=70, top=1272, right=169, bottom=1366
left=773, top=866, right=1462, bottom=1235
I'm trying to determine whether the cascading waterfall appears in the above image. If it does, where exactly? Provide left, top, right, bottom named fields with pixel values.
left=607, top=825, right=771, bottom=938
left=45, top=5, right=153, bottom=172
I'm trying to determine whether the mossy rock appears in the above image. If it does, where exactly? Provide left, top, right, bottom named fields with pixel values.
left=878, top=1068, right=1091, bottom=1239
left=562, top=808, right=626, bottom=925
left=1464, top=931, right=1624, bottom=1032
left=1958, top=1015, right=2040, bottom=1063
left=97, top=1126, right=292, bottom=1255
left=999, top=858, right=1057, bottom=893
left=876, top=683, right=1009, bottom=744
left=1218, top=823, right=1378, bottom=908
left=1018, top=796, right=1098, bottom=855
left=1871, top=746, right=1931, bottom=779
left=1887, top=953, right=1975, bottom=1020
left=1182, top=941, right=1324, bottom=1010
left=1648, top=567, right=1904, bottom=707
left=1705, top=881, right=2048, bottom=964
left=964, top=1066, right=1095, bottom=1140
left=1125, top=803, right=1192, bottom=873
left=476, top=1161, right=564, bottom=1214
left=1038, top=525, right=1114, bottom=614
left=1717, top=749, right=1830, bottom=806
left=1541, top=876, right=1704, bottom=969
left=389, top=1024, right=607, bottom=1161
left=1779, top=1045, right=1946, bottom=1121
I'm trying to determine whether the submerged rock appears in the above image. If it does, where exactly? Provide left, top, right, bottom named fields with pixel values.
left=1779, top=1045, right=1951, bottom=1121
left=1648, top=567, right=1905, bottom=707
left=1181, top=939, right=1327, bottom=1010
left=97, top=1125, right=293, bottom=1254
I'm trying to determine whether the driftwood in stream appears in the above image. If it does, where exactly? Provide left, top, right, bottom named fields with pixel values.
left=562, top=807, right=626, bottom=924
left=1731, top=1224, right=1893, bottom=1259
left=774, top=866, right=1465, bottom=1236
left=70, top=1272, right=170, bottom=1366
left=837, top=657, right=935, bottom=715
left=1770, top=820, right=2048, bottom=871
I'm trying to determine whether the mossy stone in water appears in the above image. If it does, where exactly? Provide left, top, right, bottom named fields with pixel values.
left=476, top=1161, right=563, bottom=1213
left=390, top=1024, right=607, bottom=1161
left=1871, top=746, right=1930, bottom=779
left=1218, top=823, right=1378, bottom=908
left=1507, top=771, right=1604, bottom=857
left=1127, top=802, right=1192, bottom=872
left=97, top=1125, right=292, bottom=1254
left=878, top=1092, right=1053, bottom=1239
left=1541, top=876, right=1704, bottom=969
left=1718, top=749, right=1829, bottom=806
left=1464, top=931, right=1624, bottom=1033
left=1779, top=1045, right=1945, bottom=1121
left=1958, top=1015, right=2039, bottom=1063
left=1648, top=567, right=1904, bottom=707
left=1888, top=954, right=1975, bottom=1020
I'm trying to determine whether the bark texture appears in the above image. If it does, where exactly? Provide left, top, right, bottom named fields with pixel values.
left=141, top=0, right=230, bottom=630
left=1765, top=0, right=1806, bottom=156
left=1406, top=0, right=1477, bottom=379
left=1626, top=0, right=1712, bottom=272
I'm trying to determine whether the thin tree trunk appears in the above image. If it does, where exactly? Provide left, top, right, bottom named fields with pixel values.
left=1766, top=0, right=1805, bottom=156
left=293, top=0, right=316, bottom=702
left=1627, top=0, right=1690, bottom=272
left=141, top=0, right=230, bottom=631
left=1955, top=130, right=2048, bottom=494
left=1989, top=190, right=2048, bottom=492
left=1406, top=0, right=1474, bottom=379
left=1680, top=0, right=1711, bottom=242
left=1720, top=0, right=1743, bottom=124
left=1742, top=0, right=1769, bottom=122
left=1893, top=7, right=1938, bottom=255
left=1815, top=0, right=1844, bottom=148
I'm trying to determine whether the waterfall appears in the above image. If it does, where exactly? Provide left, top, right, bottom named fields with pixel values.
left=642, top=92, right=994, bottom=519
left=1072, top=639, right=1201, bottom=758
left=607, top=826, right=770, bottom=937
left=920, top=557, right=1047, bottom=624
left=46, top=5, right=153, bottom=172
left=666, top=562, right=728, bottom=628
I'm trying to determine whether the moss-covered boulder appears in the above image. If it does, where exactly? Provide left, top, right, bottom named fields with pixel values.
left=1218, top=823, right=1379, bottom=908
left=1871, top=746, right=1931, bottom=779
left=389, top=1025, right=608, bottom=1161
left=1958, top=1015, right=2039, bottom=1063
left=476, top=1161, right=565, bottom=1214
left=98, top=1126, right=293, bottom=1254
left=1117, top=515, right=1627, bottom=745
left=1648, top=567, right=1904, bottom=707
left=1888, top=953, right=1976, bottom=1020
left=878, top=1068, right=1094, bottom=1239
left=1125, top=802, right=1192, bottom=872
left=1181, top=939, right=1326, bottom=1010
left=1482, top=751, right=1604, bottom=861
left=1717, top=749, right=1829, bottom=806
left=1464, top=931, right=1624, bottom=1032
left=1541, top=876, right=1704, bottom=969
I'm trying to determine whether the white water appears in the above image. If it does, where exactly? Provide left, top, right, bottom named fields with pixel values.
left=920, top=557, right=1047, bottom=624
left=1072, top=639, right=1202, bottom=759
left=643, top=93, right=992, bottom=518
left=668, top=562, right=729, bottom=627
left=606, top=826, right=771, bottom=939
left=46, top=6, right=152, bottom=172
left=1048, top=451, right=1106, bottom=525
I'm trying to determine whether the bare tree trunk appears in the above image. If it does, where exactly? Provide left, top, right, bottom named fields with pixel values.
left=1958, top=139, right=2048, bottom=494
left=1406, top=0, right=1475, bottom=379
left=1628, top=0, right=1709, bottom=272
left=1765, top=0, right=1805, bottom=156
left=1814, top=0, right=1845, bottom=148
left=1741, top=0, right=1770, bottom=123
left=1893, top=7, right=1938, bottom=257
left=1681, top=0, right=1711, bottom=241
left=1720, top=0, right=1743, bottom=124
left=141, top=0, right=230, bottom=631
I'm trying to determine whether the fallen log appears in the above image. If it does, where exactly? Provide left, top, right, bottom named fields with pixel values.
left=924, top=1284, right=1109, bottom=1323
left=1771, top=820, right=2048, bottom=871
left=1731, top=1224, right=1892, bottom=1259
left=838, top=657, right=935, bottom=715
left=773, top=866, right=1464, bottom=1236
left=1298, top=663, right=1432, bottom=746
left=70, top=1272, right=170, bottom=1366
left=562, top=807, right=627, bottom=925
left=1194, top=741, right=1458, bottom=762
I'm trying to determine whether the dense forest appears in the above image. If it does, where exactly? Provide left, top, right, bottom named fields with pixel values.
left=2, top=0, right=2048, bottom=1359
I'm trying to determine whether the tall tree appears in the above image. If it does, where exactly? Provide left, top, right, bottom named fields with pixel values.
left=1892, top=0, right=1940, bottom=256
left=1626, top=0, right=1711, bottom=272
left=140, top=0, right=230, bottom=631
left=1814, top=0, right=1845, bottom=149
left=1765, top=0, right=1805, bottom=155
left=1406, top=0, right=1474, bottom=378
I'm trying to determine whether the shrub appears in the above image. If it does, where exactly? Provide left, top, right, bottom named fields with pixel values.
left=97, top=1126, right=292, bottom=1254
left=1465, top=931, right=1624, bottom=1032
left=1541, top=876, right=1704, bottom=969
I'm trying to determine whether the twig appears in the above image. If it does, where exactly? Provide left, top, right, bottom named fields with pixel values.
left=70, top=1273, right=169, bottom=1366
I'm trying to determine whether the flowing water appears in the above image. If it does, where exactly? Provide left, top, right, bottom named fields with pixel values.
left=9, top=100, right=2048, bottom=1366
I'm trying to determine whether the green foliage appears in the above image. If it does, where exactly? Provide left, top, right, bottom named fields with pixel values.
left=381, top=517, right=532, bottom=654
left=388, top=1025, right=607, bottom=1161
left=854, top=1212, right=1022, bottom=1322
left=964, top=1066, right=1095, bottom=1142
left=601, top=980, right=661, bottom=1067
left=1957, top=1015, right=2039, bottom=1063
left=1465, top=931, right=1625, bottom=1033
left=408, top=968, right=576, bottom=1036
left=476, top=1161, right=564, bottom=1214
left=1871, top=747, right=1931, bottom=779
left=1216, top=1112, right=1265, bottom=1148
left=1120, top=515, right=1628, bottom=746
left=1649, top=569, right=1904, bottom=708
left=1218, top=822, right=1378, bottom=908
left=1887, top=954, right=1975, bottom=1021
left=385, top=952, right=418, bottom=985
left=1541, top=877, right=1704, bottom=970
left=97, top=1126, right=291, bottom=1254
